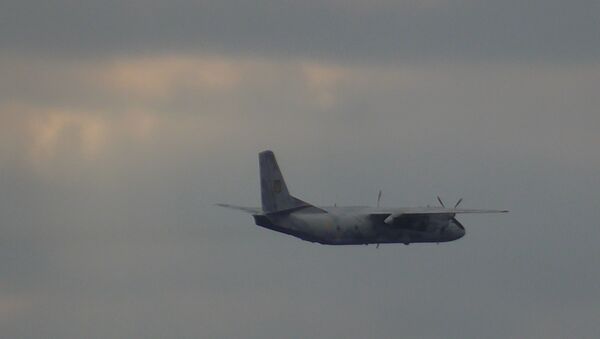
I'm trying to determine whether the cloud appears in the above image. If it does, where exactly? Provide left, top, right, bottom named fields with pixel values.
left=301, top=63, right=347, bottom=108
left=0, top=294, right=31, bottom=321
left=1, top=104, right=146, bottom=165
left=2, top=54, right=599, bottom=171
left=0, top=55, right=359, bottom=168
left=28, top=109, right=108, bottom=161
left=93, top=56, right=241, bottom=98
left=1, top=48, right=600, bottom=337
left=1, top=0, right=598, bottom=62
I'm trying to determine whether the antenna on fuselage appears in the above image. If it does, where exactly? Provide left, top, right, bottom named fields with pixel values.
left=377, top=190, right=382, bottom=208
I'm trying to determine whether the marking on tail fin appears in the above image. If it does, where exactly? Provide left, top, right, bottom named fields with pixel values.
left=273, top=180, right=282, bottom=193
left=259, top=150, right=325, bottom=214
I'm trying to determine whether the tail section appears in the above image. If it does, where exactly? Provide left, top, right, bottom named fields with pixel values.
left=259, top=150, right=311, bottom=214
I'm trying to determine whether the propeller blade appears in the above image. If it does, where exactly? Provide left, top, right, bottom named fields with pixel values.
left=454, top=198, right=463, bottom=209
left=377, top=190, right=382, bottom=208
left=437, top=196, right=445, bottom=207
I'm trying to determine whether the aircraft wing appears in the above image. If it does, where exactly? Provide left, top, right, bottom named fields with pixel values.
left=216, top=203, right=262, bottom=214
left=369, top=207, right=507, bottom=224
left=396, top=207, right=508, bottom=214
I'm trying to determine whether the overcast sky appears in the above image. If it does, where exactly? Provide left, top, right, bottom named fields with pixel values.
left=1, top=1, right=600, bottom=338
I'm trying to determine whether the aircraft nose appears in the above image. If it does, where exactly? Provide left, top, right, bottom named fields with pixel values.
left=450, top=218, right=466, bottom=240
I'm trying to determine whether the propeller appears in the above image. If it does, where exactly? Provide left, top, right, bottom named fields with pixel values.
left=437, top=196, right=445, bottom=208
left=377, top=190, right=382, bottom=208
left=454, top=198, right=463, bottom=209
left=454, top=198, right=462, bottom=209
left=438, top=196, right=464, bottom=209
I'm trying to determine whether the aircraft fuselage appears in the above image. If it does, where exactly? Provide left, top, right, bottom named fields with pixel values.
left=253, top=206, right=465, bottom=245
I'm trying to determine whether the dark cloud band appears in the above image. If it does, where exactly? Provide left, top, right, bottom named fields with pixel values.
left=2, top=0, right=598, bottom=61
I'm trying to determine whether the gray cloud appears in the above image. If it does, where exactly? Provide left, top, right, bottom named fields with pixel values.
left=2, top=2, right=600, bottom=337
left=2, top=0, right=599, bottom=61
left=1, top=55, right=600, bottom=337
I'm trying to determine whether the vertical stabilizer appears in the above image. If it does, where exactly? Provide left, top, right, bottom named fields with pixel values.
left=259, top=150, right=310, bottom=213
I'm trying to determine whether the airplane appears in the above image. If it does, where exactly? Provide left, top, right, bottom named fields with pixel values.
left=217, top=150, right=507, bottom=246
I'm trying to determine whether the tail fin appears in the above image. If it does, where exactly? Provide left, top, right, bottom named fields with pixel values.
left=259, top=150, right=311, bottom=213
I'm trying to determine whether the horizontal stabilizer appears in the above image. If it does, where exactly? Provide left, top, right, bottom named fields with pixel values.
left=215, top=203, right=261, bottom=214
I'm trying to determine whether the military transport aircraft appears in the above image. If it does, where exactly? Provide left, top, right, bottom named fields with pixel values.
left=217, top=150, right=507, bottom=245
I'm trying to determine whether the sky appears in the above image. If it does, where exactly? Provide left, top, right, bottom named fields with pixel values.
left=1, top=1, right=600, bottom=338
